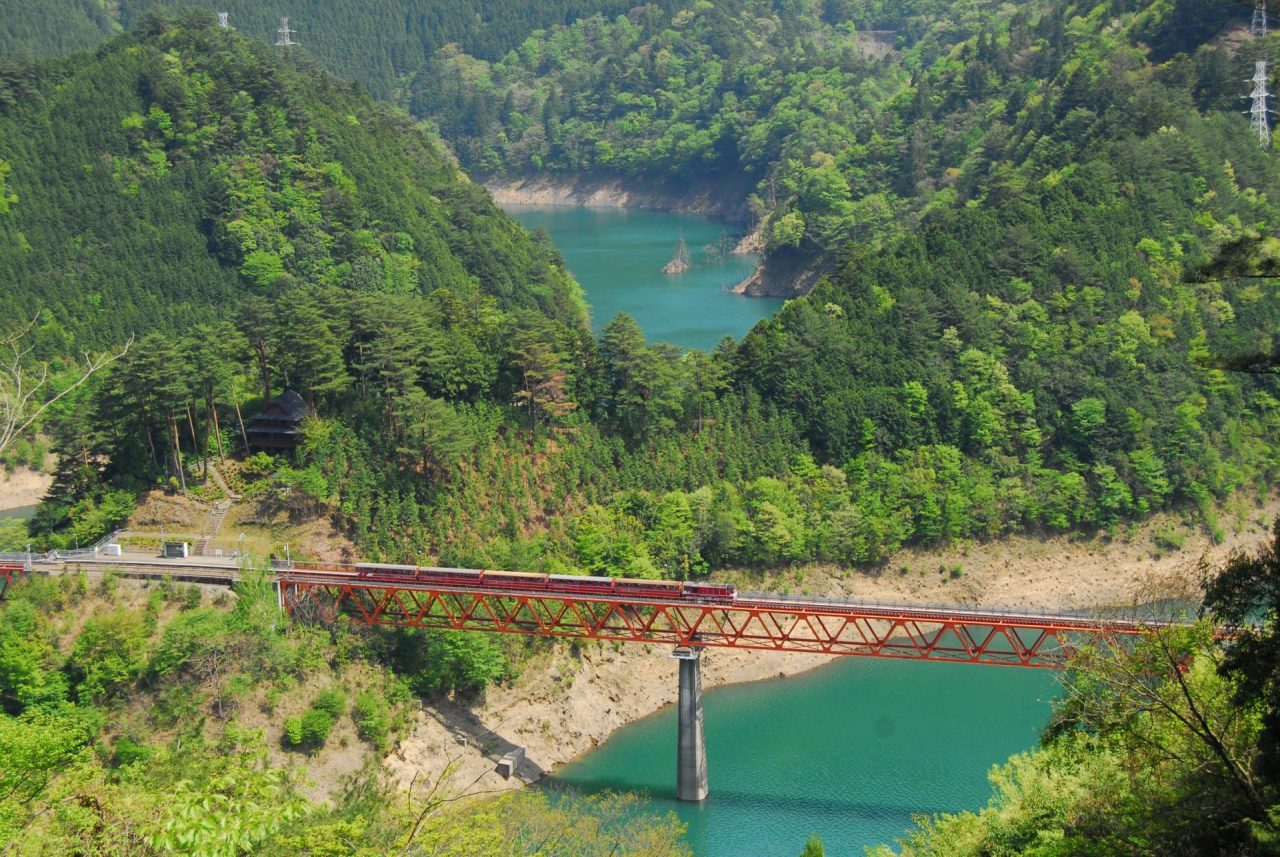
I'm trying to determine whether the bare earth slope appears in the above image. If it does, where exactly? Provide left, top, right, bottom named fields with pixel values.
left=386, top=497, right=1280, bottom=796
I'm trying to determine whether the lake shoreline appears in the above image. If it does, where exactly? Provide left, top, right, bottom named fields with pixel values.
left=488, top=175, right=825, bottom=299
left=500, top=204, right=780, bottom=349
left=386, top=494, right=1280, bottom=805
left=0, top=466, right=51, bottom=513
left=483, top=173, right=752, bottom=222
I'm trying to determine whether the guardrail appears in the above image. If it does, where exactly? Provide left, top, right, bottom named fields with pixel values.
left=38, top=528, right=126, bottom=562
left=0, top=551, right=35, bottom=570
left=735, top=590, right=1199, bottom=624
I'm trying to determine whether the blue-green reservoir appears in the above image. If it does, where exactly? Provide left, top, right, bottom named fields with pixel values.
left=548, top=657, right=1058, bottom=856
left=504, top=205, right=783, bottom=351
left=508, top=202, right=1057, bottom=854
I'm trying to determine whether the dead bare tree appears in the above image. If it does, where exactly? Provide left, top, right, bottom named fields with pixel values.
left=0, top=314, right=132, bottom=456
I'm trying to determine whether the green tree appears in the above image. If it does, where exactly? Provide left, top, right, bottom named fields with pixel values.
left=510, top=325, right=576, bottom=435
left=0, top=601, right=68, bottom=713
left=1204, top=518, right=1280, bottom=787
left=274, top=288, right=352, bottom=407
left=69, top=610, right=149, bottom=702
left=799, top=834, right=825, bottom=857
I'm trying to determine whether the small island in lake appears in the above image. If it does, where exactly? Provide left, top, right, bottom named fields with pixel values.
left=662, top=235, right=691, bottom=274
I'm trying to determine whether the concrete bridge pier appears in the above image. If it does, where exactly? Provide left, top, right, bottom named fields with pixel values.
left=673, top=646, right=708, bottom=802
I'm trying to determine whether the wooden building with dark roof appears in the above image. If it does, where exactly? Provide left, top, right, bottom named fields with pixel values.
left=246, top=390, right=312, bottom=450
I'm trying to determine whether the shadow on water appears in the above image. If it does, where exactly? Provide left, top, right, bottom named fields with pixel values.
left=542, top=779, right=958, bottom=822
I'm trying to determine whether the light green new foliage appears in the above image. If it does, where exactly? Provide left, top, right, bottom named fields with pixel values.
left=0, top=600, right=67, bottom=711
left=147, top=755, right=308, bottom=857
left=800, top=834, right=825, bottom=856
left=0, top=706, right=100, bottom=844
left=353, top=690, right=391, bottom=752
left=408, top=790, right=692, bottom=857
left=872, top=635, right=1275, bottom=856
left=68, top=609, right=148, bottom=702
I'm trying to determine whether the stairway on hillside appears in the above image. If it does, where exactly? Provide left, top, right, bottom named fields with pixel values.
left=193, top=462, right=242, bottom=557
left=194, top=499, right=232, bottom=557
left=205, top=461, right=242, bottom=501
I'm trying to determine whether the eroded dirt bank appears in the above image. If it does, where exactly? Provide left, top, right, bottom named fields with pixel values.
left=484, top=173, right=753, bottom=221
left=729, top=242, right=831, bottom=298
left=0, top=466, right=51, bottom=511
left=386, top=497, right=1279, bottom=797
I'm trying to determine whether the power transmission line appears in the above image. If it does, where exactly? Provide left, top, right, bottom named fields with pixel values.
left=1247, top=0, right=1272, bottom=147
left=1249, top=60, right=1272, bottom=147
left=275, top=16, right=298, bottom=48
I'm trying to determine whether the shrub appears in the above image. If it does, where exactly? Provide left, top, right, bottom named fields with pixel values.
left=299, top=707, right=335, bottom=745
left=312, top=687, right=345, bottom=719
left=283, top=688, right=345, bottom=748
left=180, top=584, right=203, bottom=610
left=284, top=716, right=303, bottom=746
left=353, top=690, right=390, bottom=752
left=113, top=736, right=153, bottom=768
left=1153, top=526, right=1186, bottom=552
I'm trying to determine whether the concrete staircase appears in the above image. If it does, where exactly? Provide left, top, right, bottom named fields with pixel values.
left=194, top=499, right=232, bottom=557
left=193, top=463, right=241, bottom=557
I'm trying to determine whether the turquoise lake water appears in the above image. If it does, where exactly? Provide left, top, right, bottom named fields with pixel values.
left=504, top=205, right=783, bottom=351
left=506, top=203, right=1056, bottom=854
left=0, top=504, right=35, bottom=521
left=548, top=656, right=1059, bottom=856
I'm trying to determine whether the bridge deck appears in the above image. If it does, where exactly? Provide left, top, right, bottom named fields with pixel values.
left=278, top=566, right=1176, bottom=669
left=1, top=558, right=1186, bottom=669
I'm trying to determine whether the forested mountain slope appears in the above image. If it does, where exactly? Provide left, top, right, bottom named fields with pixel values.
left=0, top=0, right=117, bottom=59
left=0, top=0, right=683, bottom=102
left=0, top=3, right=1276, bottom=587
left=0, top=12, right=582, bottom=349
left=422, top=0, right=1252, bottom=280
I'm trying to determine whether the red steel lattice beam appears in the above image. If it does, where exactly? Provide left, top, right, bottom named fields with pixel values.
left=0, top=565, right=25, bottom=601
left=278, top=574, right=1168, bottom=669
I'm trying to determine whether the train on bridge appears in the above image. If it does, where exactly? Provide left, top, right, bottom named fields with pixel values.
left=291, top=561, right=739, bottom=604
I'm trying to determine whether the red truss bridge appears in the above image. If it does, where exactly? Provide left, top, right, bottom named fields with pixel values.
left=5, top=557, right=1193, bottom=802
left=281, top=562, right=1175, bottom=670
left=0, top=565, right=23, bottom=599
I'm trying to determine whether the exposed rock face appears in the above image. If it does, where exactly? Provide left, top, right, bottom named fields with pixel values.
left=731, top=244, right=832, bottom=298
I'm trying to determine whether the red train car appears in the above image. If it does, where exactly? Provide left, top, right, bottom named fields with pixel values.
left=349, top=563, right=738, bottom=604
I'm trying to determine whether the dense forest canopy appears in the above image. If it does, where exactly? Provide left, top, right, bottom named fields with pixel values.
left=0, top=2, right=1279, bottom=855
left=0, top=11, right=584, bottom=350
left=0, top=0, right=685, bottom=101
left=0, top=2, right=1274, bottom=584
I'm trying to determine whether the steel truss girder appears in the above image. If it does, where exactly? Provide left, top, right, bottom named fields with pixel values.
left=0, top=565, right=25, bottom=600
left=278, top=579, right=1146, bottom=669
